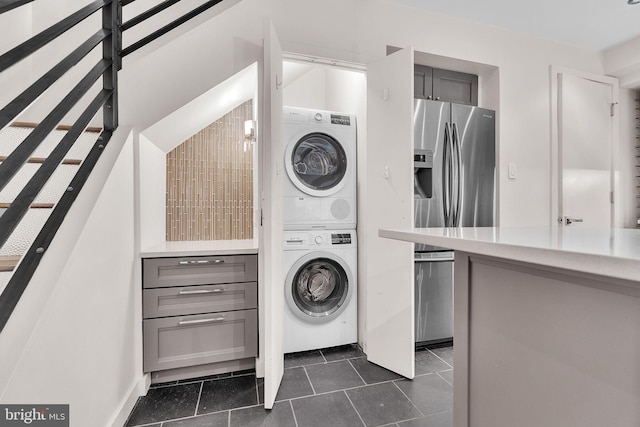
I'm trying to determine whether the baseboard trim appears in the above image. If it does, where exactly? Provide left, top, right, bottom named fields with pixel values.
left=107, top=376, right=147, bottom=427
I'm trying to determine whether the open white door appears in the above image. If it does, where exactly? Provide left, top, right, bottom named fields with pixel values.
left=365, top=48, right=415, bottom=378
left=554, top=70, right=618, bottom=228
left=259, top=21, right=284, bottom=409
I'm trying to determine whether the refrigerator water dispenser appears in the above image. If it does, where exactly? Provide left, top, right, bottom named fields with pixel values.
left=414, top=149, right=433, bottom=199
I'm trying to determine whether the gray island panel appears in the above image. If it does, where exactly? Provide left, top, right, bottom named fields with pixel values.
left=380, top=227, right=640, bottom=427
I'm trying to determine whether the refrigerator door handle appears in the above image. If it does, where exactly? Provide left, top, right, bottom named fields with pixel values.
left=443, top=122, right=452, bottom=226
left=452, top=122, right=462, bottom=226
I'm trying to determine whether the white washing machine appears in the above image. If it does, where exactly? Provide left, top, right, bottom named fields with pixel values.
left=283, top=229, right=357, bottom=353
left=283, top=106, right=357, bottom=230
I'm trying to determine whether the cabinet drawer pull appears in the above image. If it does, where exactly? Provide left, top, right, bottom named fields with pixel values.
left=178, top=259, right=224, bottom=265
left=178, top=317, right=226, bottom=326
left=178, top=288, right=225, bottom=295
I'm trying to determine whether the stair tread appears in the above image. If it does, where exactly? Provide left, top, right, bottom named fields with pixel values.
left=0, top=255, right=20, bottom=272
left=0, top=125, right=98, bottom=160
left=0, top=156, right=82, bottom=165
left=0, top=162, right=79, bottom=204
left=9, top=121, right=102, bottom=133
left=0, top=203, right=54, bottom=209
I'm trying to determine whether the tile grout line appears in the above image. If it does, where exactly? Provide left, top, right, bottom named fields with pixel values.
left=391, top=379, right=425, bottom=418
left=347, top=358, right=368, bottom=386
left=428, top=348, right=453, bottom=369
left=289, top=399, right=300, bottom=427
left=395, top=410, right=453, bottom=426
left=283, top=376, right=402, bottom=404
left=342, top=390, right=367, bottom=427
left=194, top=381, right=204, bottom=416
left=436, top=370, right=454, bottom=387
left=302, top=366, right=317, bottom=395
left=227, top=409, right=231, bottom=427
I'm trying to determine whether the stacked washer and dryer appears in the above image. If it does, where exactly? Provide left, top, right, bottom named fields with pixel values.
left=282, top=106, right=358, bottom=353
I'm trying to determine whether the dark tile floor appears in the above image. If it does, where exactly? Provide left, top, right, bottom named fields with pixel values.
left=124, top=343, right=453, bottom=427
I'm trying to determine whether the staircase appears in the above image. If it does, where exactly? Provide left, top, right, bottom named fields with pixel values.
left=0, top=0, right=231, bottom=333
left=0, top=123, right=100, bottom=289
left=0, top=2, right=246, bottom=423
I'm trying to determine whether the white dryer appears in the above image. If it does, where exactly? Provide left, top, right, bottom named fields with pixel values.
left=283, top=106, right=357, bottom=230
left=283, top=229, right=357, bottom=353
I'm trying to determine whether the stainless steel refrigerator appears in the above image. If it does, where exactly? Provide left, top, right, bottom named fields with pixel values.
left=413, top=99, right=495, bottom=345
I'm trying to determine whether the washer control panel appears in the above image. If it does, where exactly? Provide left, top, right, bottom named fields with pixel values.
left=284, top=230, right=356, bottom=249
left=331, top=233, right=352, bottom=245
left=330, top=114, right=351, bottom=126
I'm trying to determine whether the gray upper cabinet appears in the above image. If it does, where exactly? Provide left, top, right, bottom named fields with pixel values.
left=433, top=68, right=478, bottom=106
left=414, top=64, right=434, bottom=100
left=414, top=65, right=478, bottom=106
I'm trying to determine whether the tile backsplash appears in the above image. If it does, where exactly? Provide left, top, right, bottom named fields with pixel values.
left=166, top=100, right=253, bottom=241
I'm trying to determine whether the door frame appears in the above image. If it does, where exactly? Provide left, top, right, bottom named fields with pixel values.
left=549, top=66, right=619, bottom=227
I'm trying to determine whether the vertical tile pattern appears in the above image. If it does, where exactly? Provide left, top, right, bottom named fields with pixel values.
left=166, top=100, right=254, bottom=241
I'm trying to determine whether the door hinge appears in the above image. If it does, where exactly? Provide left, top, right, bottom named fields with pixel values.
left=260, top=208, right=264, bottom=226
left=610, top=102, right=618, bottom=117
left=611, top=191, right=615, bottom=204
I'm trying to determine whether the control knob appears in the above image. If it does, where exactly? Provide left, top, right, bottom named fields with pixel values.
left=314, top=235, right=323, bottom=244
left=314, top=113, right=323, bottom=121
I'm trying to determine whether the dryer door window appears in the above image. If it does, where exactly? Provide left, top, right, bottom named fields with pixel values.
left=291, top=257, right=349, bottom=319
left=291, top=133, right=347, bottom=192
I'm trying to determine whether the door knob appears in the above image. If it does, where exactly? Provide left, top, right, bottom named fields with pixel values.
left=564, top=217, right=583, bottom=225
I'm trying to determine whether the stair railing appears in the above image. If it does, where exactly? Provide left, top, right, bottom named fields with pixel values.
left=0, top=0, right=120, bottom=332
left=0, top=0, right=227, bottom=332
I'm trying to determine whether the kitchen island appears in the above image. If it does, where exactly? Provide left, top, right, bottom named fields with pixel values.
left=380, top=227, right=640, bottom=427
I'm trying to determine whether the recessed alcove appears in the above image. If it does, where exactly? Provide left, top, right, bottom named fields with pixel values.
left=138, top=63, right=258, bottom=249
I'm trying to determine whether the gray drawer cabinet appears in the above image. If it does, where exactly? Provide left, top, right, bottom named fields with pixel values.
left=143, top=282, right=257, bottom=318
left=143, top=254, right=258, bottom=289
left=142, top=254, right=258, bottom=375
left=143, top=310, right=258, bottom=372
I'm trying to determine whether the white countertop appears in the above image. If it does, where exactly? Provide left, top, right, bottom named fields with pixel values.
left=141, top=239, right=259, bottom=258
left=379, top=227, right=640, bottom=282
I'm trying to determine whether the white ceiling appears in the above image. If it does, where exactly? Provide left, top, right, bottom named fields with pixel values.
left=384, top=0, right=640, bottom=52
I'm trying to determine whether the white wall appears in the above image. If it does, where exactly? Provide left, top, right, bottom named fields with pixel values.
left=12, top=0, right=102, bottom=126
left=138, top=134, right=167, bottom=249
left=0, top=129, right=140, bottom=427
left=119, top=0, right=606, bottom=227
left=0, top=4, right=33, bottom=118
left=283, top=65, right=327, bottom=109
left=605, top=36, right=640, bottom=89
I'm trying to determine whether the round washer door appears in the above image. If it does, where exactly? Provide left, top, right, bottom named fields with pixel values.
left=285, top=132, right=348, bottom=197
left=285, top=251, right=354, bottom=323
